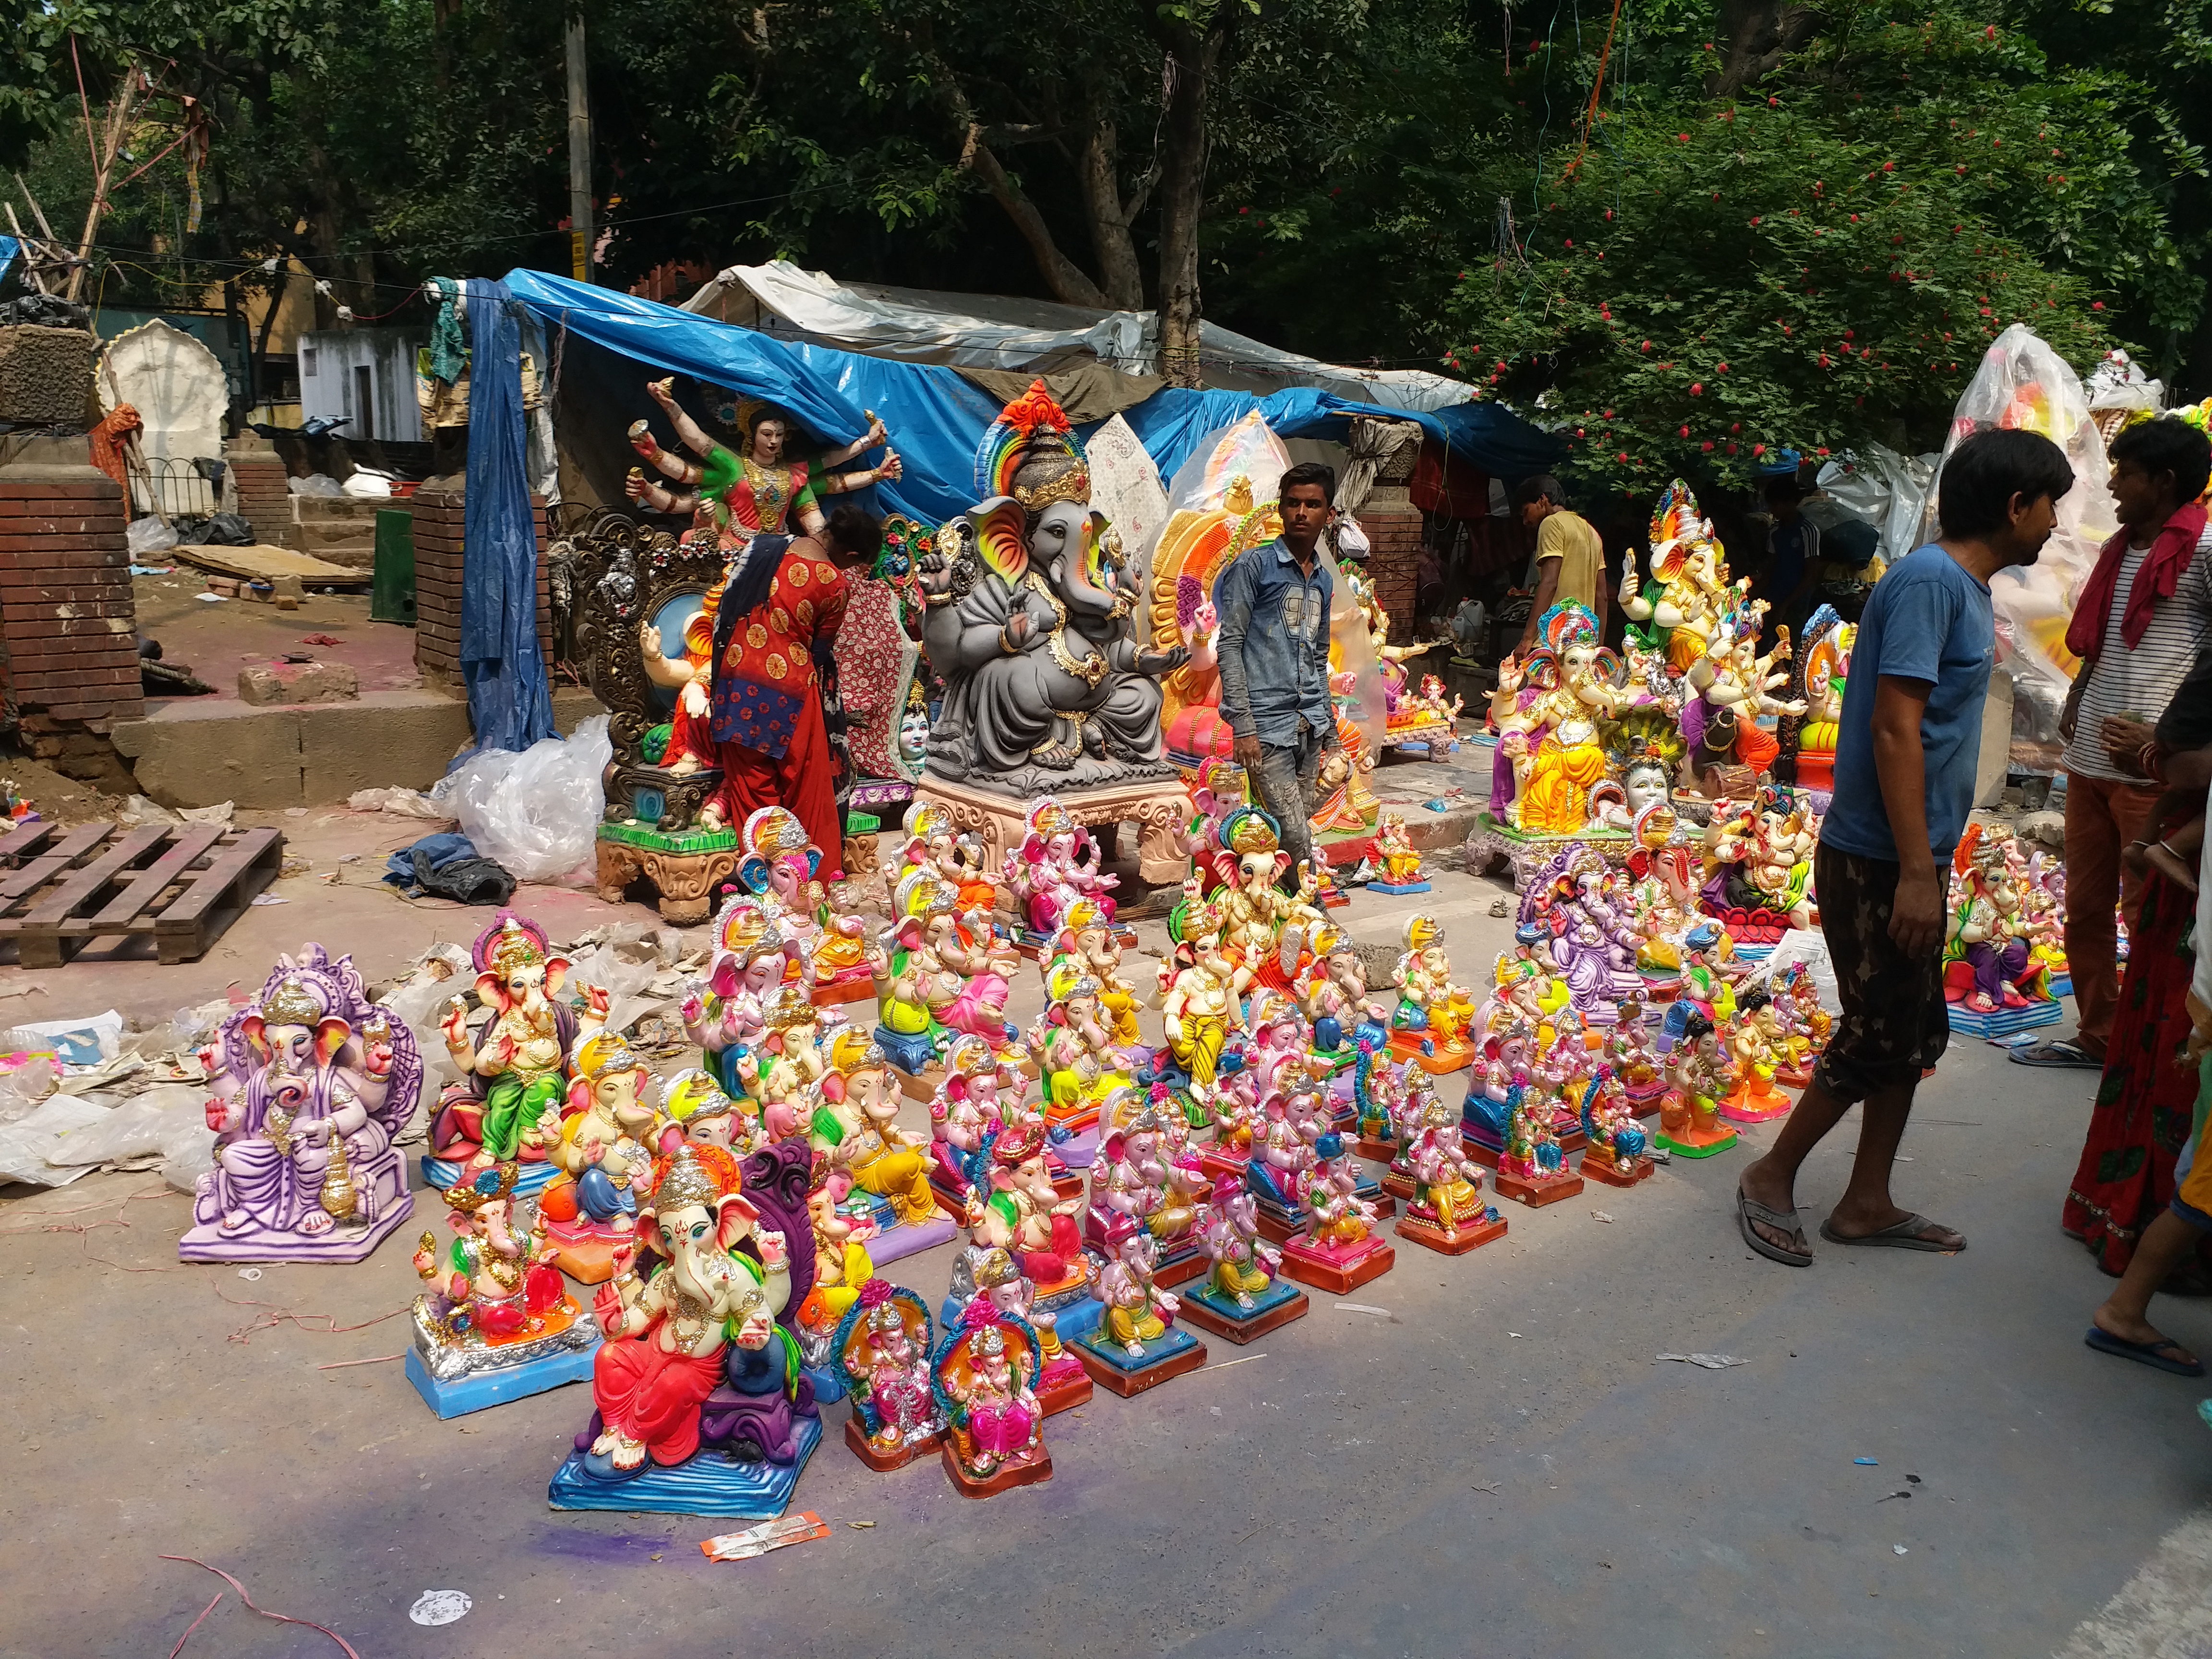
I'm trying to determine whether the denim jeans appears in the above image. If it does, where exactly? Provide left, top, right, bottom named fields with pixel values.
left=1253, top=721, right=1324, bottom=879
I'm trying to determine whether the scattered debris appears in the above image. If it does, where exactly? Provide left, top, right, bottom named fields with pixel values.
left=238, top=1268, right=262, bottom=1282
left=1906, top=1474, right=1922, bottom=1484
left=1472, top=1481, right=1501, bottom=1493
left=1335, top=1302, right=1395, bottom=1319
left=847, top=1520, right=875, bottom=1529
left=1656, top=1353, right=1747, bottom=1369
left=249, top=894, right=289, bottom=906
left=1591, top=1209, right=1614, bottom=1223
left=1893, top=1545, right=1909, bottom=1556
left=700, top=1513, right=831, bottom=1562
left=1854, top=1457, right=1880, bottom=1466
left=408, top=1589, right=471, bottom=1626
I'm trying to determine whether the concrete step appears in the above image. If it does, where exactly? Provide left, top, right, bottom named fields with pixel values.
left=291, top=493, right=397, bottom=524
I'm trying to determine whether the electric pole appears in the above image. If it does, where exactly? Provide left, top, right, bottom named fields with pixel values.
left=565, top=15, right=593, bottom=283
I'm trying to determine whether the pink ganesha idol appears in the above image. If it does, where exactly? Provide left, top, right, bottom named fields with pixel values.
left=733, top=805, right=876, bottom=1007
left=931, top=1300, right=1053, bottom=1498
left=1003, top=795, right=1118, bottom=947
left=185, top=944, right=422, bottom=1264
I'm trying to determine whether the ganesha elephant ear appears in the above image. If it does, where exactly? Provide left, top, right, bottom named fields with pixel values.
left=715, top=1189, right=762, bottom=1252
left=240, top=1012, right=271, bottom=1060
left=738, top=854, right=773, bottom=895
left=313, top=1015, right=352, bottom=1067
left=968, top=497, right=1029, bottom=584
left=543, top=955, right=571, bottom=998
left=473, top=971, right=507, bottom=1011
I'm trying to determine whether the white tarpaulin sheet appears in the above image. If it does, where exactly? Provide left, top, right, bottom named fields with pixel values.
left=683, top=261, right=1470, bottom=413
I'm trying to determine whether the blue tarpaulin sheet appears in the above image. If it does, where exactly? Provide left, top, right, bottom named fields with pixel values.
left=500, top=269, right=1557, bottom=523
left=457, top=277, right=558, bottom=757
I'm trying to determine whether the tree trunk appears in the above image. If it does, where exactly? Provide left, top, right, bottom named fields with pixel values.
left=1076, top=88, right=1145, bottom=312
left=1706, top=0, right=1821, bottom=98
left=957, top=120, right=1109, bottom=309
left=1153, top=22, right=1225, bottom=388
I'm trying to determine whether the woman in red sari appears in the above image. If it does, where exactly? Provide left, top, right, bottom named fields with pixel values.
left=2064, top=655, right=2212, bottom=1287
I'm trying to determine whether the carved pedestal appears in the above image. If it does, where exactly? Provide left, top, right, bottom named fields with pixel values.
left=915, top=775, right=1190, bottom=889
left=594, top=825, right=741, bottom=926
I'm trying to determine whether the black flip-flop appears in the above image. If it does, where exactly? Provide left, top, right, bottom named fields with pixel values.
left=1819, top=1213, right=1964, bottom=1252
left=1738, top=1185, right=1811, bottom=1266
left=2085, top=1326, right=2207, bottom=1377
left=2009, top=1039, right=2104, bottom=1070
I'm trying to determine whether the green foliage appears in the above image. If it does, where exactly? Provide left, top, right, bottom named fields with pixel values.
left=1441, top=1, right=2158, bottom=492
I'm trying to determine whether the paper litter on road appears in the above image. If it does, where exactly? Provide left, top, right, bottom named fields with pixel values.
left=1656, top=1353, right=1748, bottom=1369
left=409, top=1589, right=471, bottom=1625
left=249, top=894, right=289, bottom=906
left=700, top=1513, right=830, bottom=1561
left=1334, top=1302, right=1395, bottom=1319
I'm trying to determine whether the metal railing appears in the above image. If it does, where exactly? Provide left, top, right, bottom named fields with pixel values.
left=132, top=455, right=222, bottom=520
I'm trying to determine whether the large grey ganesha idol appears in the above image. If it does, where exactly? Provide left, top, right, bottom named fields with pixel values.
left=181, top=944, right=423, bottom=1264
left=917, top=383, right=1187, bottom=797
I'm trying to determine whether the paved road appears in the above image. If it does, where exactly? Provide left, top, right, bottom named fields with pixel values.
left=2, top=864, right=2202, bottom=1658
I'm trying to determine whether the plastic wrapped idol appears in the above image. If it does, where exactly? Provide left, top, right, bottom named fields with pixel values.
left=549, top=1143, right=824, bottom=1519
left=184, top=944, right=421, bottom=1264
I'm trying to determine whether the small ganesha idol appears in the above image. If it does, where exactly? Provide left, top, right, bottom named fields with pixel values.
left=1003, top=795, right=1118, bottom=950
left=1175, top=1177, right=1309, bottom=1344
left=407, top=1162, right=596, bottom=1418
left=1068, top=1225, right=1209, bottom=1396
left=1368, top=810, right=1431, bottom=895
left=549, top=1142, right=824, bottom=1519
left=184, top=945, right=421, bottom=1264
left=1494, top=1060, right=1586, bottom=1209
left=932, top=1302, right=1053, bottom=1498
left=1277, top=1132, right=1396, bottom=1294
left=1393, top=1088, right=1508, bottom=1255
left=1576, top=1069, right=1655, bottom=1189
left=831, top=1278, right=944, bottom=1472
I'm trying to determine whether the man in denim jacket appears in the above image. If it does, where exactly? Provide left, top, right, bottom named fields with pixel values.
left=1214, top=461, right=1344, bottom=878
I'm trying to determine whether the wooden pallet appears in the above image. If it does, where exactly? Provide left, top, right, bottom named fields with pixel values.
left=0, top=820, right=284, bottom=965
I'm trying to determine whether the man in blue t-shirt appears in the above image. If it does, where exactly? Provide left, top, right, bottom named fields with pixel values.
left=1737, top=428, right=2074, bottom=1267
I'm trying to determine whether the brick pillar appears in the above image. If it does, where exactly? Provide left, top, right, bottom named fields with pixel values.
left=410, top=486, right=551, bottom=684
left=0, top=464, right=145, bottom=732
left=224, top=437, right=291, bottom=546
left=1362, top=481, right=1425, bottom=643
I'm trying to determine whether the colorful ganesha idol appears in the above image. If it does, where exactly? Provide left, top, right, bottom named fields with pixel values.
left=425, top=911, right=603, bottom=1194
left=830, top=1279, right=945, bottom=1472
left=407, top=1161, right=595, bottom=1417
left=1492, top=1037, right=1586, bottom=1209
left=1577, top=1068, right=1656, bottom=1188
left=1274, top=1131, right=1396, bottom=1294
left=1393, top=1079, right=1507, bottom=1254
left=1175, top=1176, right=1310, bottom=1344
left=1067, top=1222, right=1209, bottom=1395
left=1004, top=795, right=1119, bottom=948
left=734, top=805, right=875, bottom=1006
left=931, top=1302, right=1053, bottom=1498
left=550, top=1142, right=824, bottom=1518
left=185, top=945, right=421, bottom=1263
left=536, top=1032, right=658, bottom=1284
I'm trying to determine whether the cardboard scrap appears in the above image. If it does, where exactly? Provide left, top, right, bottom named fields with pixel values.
left=171, top=542, right=370, bottom=588
left=699, top=1513, right=830, bottom=1562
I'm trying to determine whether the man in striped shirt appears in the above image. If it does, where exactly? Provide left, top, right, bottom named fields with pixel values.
left=2015, top=417, right=2212, bottom=1070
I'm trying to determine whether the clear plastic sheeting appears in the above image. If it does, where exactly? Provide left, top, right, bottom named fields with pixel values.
left=1814, top=445, right=1937, bottom=562
left=434, top=716, right=612, bottom=882
left=1924, top=325, right=2116, bottom=695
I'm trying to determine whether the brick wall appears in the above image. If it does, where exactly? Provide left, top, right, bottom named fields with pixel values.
left=228, top=448, right=293, bottom=547
left=411, top=487, right=552, bottom=682
left=1361, top=486, right=1424, bottom=643
left=0, top=467, right=144, bottom=731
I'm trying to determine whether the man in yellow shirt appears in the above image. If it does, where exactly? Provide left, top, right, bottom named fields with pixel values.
left=1514, top=475, right=1609, bottom=652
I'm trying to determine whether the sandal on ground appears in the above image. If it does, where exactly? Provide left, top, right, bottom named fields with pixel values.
left=1818, top=1213, right=1964, bottom=1252
left=1737, top=1185, right=1811, bottom=1267
left=2085, top=1326, right=2206, bottom=1377
left=2008, top=1039, right=2104, bottom=1070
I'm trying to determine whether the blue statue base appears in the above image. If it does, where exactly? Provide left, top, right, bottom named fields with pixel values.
left=1367, top=878, right=1431, bottom=895
left=873, top=1024, right=940, bottom=1073
left=405, top=1340, right=596, bottom=1420
left=1947, top=998, right=2062, bottom=1038
left=547, top=1416, right=823, bottom=1518
left=421, top=1155, right=561, bottom=1196
left=2051, top=974, right=2072, bottom=998
left=1069, top=1321, right=1208, bottom=1396
left=802, top=1361, right=845, bottom=1406
left=1176, top=1275, right=1308, bottom=1344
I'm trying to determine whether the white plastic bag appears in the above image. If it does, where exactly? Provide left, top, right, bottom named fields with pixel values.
left=340, top=471, right=393, bottom=499
left=348, top=785, right=454, bottom=821
left=287, top=473, right=343, bottom=497
left=126, top=517, right=179, bottom=555
left=446, top=716, right=612, bottom=882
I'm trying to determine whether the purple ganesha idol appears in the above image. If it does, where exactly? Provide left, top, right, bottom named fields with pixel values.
left=182, top=944, right=423, bottom=1264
